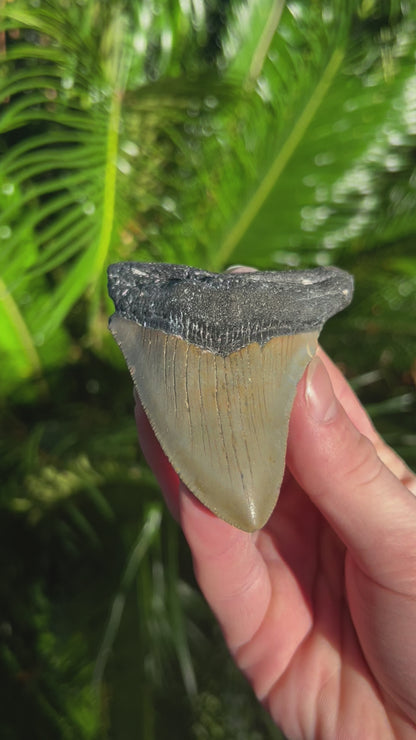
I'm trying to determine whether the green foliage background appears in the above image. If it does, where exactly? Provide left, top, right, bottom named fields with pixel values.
left=0, top=0, right=415, bottom=738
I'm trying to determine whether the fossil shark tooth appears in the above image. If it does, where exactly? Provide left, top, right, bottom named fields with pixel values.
left=108, top=262, right=354, bottom=532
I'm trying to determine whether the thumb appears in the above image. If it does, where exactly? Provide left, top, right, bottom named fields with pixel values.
left=287, top=356, right=416, bottom=589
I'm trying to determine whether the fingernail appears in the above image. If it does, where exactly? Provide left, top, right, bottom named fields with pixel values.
left=225, top=265, right=258, bottom=273
left=305, top=356, right=338, bottom=423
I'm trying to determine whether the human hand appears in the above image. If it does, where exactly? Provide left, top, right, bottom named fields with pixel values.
left=135, top=347, right=416, bottom=740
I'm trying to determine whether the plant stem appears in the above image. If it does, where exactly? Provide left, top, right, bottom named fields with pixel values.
left=0, top=275, right=43, bottom=379
left=91, top=89, right=121, bottom=278
left=213, top=46, right=345, bottom=270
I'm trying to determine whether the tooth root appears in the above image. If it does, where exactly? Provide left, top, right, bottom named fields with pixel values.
left=110, top=314, right=318, bottom=531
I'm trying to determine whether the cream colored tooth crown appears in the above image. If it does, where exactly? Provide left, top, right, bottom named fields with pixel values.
left=108, top=262, right=354, bottom=531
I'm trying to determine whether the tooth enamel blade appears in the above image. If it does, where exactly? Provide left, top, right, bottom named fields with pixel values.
left=110, top=314, right=318, bottom=531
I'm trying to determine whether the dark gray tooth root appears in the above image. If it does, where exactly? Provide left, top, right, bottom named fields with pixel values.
left=108, top=262, right=354, bottom=531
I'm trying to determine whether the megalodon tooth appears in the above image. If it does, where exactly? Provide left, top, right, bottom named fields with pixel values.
left=108, top=262, right=354, bottom=532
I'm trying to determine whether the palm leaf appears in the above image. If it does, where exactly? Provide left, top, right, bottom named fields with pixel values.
left=0, top=0, right=219, bottom=390
left=207, top=2, right=416, bottom=269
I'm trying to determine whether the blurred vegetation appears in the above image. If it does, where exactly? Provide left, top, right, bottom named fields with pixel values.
left=0, top=0, right=415, bottom=738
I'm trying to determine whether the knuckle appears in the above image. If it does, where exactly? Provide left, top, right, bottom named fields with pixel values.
left=344, top=433, right=384, bottom=489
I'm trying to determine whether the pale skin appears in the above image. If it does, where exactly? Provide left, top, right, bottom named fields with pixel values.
left=135, top=347, right=416, bottom=740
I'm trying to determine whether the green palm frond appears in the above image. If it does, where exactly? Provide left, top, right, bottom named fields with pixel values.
left=210, top=2, right=416, bottom=268
left=209, top=0, right=354, bottom=267
left=0, top=0, right=220, bottom=390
